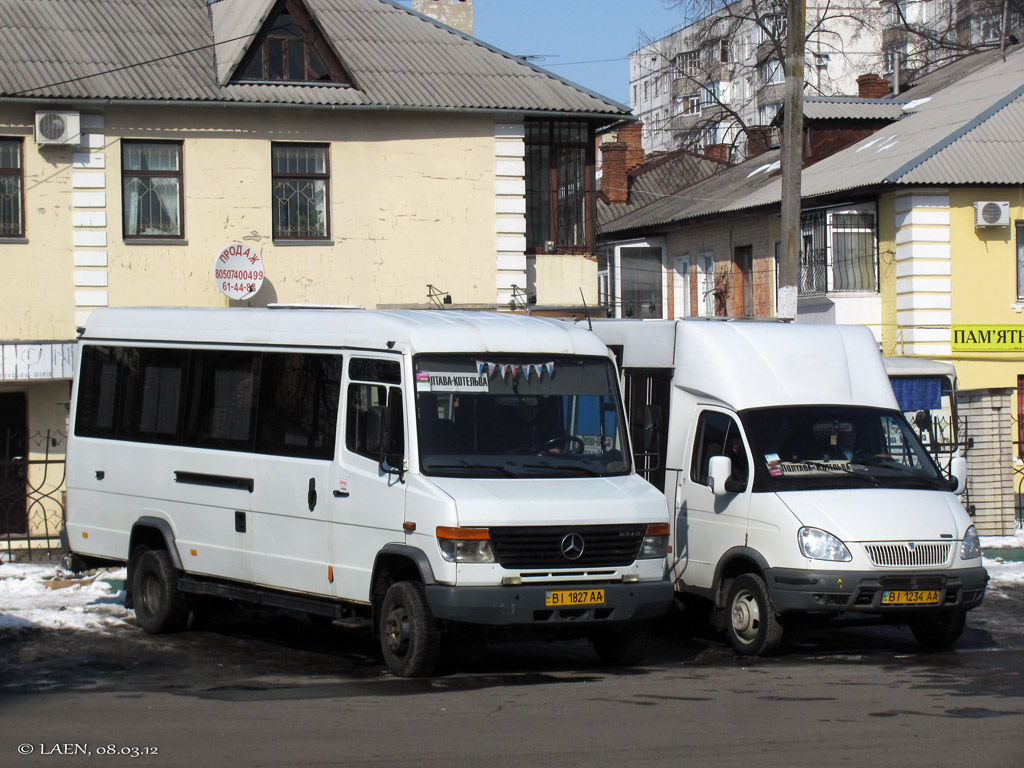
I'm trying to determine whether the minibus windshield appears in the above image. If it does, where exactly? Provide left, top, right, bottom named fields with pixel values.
left=741, top=405, right=949, bottom=492
left=414, top=355, right=630, bottom=478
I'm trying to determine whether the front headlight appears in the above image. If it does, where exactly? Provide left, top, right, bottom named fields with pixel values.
left=960, top=524, right=982, bottom=560
left=436, top=527, right=495, bottom=563
left=639, top=523, right=670, bottom=559
left=798, top=527, right=853, bottom=562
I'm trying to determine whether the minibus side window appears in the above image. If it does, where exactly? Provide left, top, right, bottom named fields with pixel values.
left=186, top=350, right=260, bottom=452
left=255, top=352, right=342, bottom=460
left=76, top=346, right=123, bottom=438
left=690, top=411, right=747, bottom=488
left=346, top=358, right=404, bottom=462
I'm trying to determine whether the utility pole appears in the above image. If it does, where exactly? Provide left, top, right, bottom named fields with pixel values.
left=778, top=0, right=806, bottom=320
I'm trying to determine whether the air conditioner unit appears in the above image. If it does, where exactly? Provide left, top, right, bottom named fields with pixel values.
left=974, top=201, right=1010, bottom=228
left=34, top=111, right=81, bottom=146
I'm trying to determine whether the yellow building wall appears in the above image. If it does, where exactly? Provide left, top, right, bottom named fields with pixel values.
left=947, top=187, right=1024, bottom=392
left=1, top=104, right=500, bottom=343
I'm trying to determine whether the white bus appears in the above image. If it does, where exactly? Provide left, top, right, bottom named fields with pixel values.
left=883, top=357, right=961, bottom=474
left=63, top=307, right=672, bottom=676
left=587, top=319, right=987, bottom=655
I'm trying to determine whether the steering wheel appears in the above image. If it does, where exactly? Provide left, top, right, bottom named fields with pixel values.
left=535, top=435, right=585, bottom=455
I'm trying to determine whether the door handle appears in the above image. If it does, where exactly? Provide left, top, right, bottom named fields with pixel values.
left=308, top=478, right=318, bottom=511
left=333, top=489, right=349, bottom=498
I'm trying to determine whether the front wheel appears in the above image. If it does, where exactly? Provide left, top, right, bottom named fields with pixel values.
left=590, top=621, right=653, bottom=666
left=724, top=573, right=784, bottom=656
left=910, top=610, right=966, bottom=650
left=130, top=548, right=189, bottom=634
left=379, top=581, right=441, bottom=677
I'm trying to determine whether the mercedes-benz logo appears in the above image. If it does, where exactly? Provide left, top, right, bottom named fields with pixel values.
left=560, top=533, right=585, bottom=560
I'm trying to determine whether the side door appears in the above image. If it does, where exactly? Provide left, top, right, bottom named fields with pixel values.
left=330, top=355, right=407, bottom=602
left=248, top=350, right=342, bottom=595
left=674, top=408, right=752, bottom=590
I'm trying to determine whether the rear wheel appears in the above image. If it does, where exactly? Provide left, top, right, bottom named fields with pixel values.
left=724, top=573, right=784, bottom=656
left=910, top=610, right=966, bottom=650
left=590, top=621, right=653, bottom=666
left=130, top=548, right=188, bottom=634
left=379, top=581, right=441, bottom=677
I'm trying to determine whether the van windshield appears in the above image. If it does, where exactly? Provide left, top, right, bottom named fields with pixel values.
left=414, top=355, right=630, bottom=478
left=741, top=405, right=949, bottom=492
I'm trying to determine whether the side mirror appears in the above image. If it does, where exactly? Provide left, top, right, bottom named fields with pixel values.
left=708, top=455, right=733, bottom=496
left=949, top=455, right=967, bottom=495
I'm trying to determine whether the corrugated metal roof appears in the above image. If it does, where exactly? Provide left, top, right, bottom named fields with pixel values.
left=598, top=150, right=725, bottom=230
left=0, top=0, right=630, bottom=118
left=600, top=149, right=782, bottom=234
left=803, top=96, right=906, bottom=122
left=604, top=45, right=1024, bottom=231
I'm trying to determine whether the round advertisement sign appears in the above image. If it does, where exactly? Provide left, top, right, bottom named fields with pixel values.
left=215, top=242, right=264, bottom=301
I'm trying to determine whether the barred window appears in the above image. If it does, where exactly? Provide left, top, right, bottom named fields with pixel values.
left=1, top=138, right=24, bottom=237
left=800, top=205, right=877, bottom=295
left=272, top=143, right=329, bottom=240
left=122, top=141, right=183, bottom=239
left=525, top=121, right=593, bottom=253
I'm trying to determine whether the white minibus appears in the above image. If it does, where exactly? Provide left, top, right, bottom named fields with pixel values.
left=63, top=307, right=672, bottom=676
left=587, top=318, right=988, bottom=655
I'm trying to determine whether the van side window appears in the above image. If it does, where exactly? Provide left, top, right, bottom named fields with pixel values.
left=691, top=411, right=748, bottom=488
left=186, top=351, right=260, bottom=451
left=346, top=358, right=404, bottom=462
left=256, top=353, right=343, bottom=460
left=75, top=345, right=342, bottom=460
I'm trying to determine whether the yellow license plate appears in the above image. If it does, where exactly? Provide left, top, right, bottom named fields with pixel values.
left=545, top=589, right=605, bottom=607
left=881, top=589, right=941, bottom=606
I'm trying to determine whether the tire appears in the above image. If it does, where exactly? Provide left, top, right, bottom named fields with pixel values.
left=130, top=548, right=189, bottom=634
left=910, top=610, right=967, bottom=650
left=590, top=621, right=653, bottom=666
left=724, top=573, right=784, bottom=656
left=379, top=581, right=441, bottom=677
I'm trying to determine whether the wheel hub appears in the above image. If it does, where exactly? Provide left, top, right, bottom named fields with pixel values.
left=731, top=591, right=759, bottom=642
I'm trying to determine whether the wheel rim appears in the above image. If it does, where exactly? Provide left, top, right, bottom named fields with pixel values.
left=384, top=604, right=411, bottom=658
left=139, top=572, right=160, bottom=617
left=731, top=589, right=760, bottom=645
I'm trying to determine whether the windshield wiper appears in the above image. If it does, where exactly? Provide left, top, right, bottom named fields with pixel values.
left=521, top=462, right=600, bottom=476
left=426, top=462, right=515, bottom=477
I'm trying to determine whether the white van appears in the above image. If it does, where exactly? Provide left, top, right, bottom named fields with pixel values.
left=587, top=318, right=988, bottom=655
left=63, top=307, right=672, bottom=676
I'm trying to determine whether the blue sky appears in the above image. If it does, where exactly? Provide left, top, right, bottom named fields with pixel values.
left=396, top=1, right=689, bottom=106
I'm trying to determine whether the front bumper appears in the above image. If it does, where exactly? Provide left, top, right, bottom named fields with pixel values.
left=425, top=580, right=674, bottom=626
left=765, top=566, right=989, bottom=614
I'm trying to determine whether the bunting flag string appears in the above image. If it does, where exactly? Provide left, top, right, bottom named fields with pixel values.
left=475, top=360, right=556, bottom=383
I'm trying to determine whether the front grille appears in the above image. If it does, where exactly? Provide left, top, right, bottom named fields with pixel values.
left=489, top=525, right=646, bottom=569
left=863, top=542, right=951, bottom=568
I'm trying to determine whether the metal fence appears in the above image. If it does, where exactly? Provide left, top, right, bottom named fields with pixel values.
left=1, top=430, right=66, bottom=562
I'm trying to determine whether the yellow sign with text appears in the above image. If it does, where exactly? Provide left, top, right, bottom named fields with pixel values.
left=951, top=325, right=1024, bottom=352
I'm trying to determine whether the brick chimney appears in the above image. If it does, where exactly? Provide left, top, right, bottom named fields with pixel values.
left=616, top=121, right=645, bottom=172
left=857, top=73, right=891, bottom=99
left=703, top=143, right=731, bottom=164
left=413, top=0, right=474, bottom=36
left=600, top=142, right=629, bottom=205
left=746, top=126, right=772, bottom=159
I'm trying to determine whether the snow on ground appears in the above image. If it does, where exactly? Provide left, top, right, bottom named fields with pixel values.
left=0, top=564, right=130, bottom=632
left=0, top=532, right=1021, bottom=633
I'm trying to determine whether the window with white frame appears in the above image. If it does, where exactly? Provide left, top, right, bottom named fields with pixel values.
left=700, top=81, right=720, bottom=107
left=676, top=50, right=700, bottom=77
left=673, top=254, right=690, bottom=319
left=605, top=241, right=666, bottom=318
left=697, top=251, right=715, bottom=316
left=799, top=203, right=878, bottom=295
left=884, top=43, right=909, bottom=74
left=758, top=102, right=781, bottom=125
left=682, top=93, right=701, bottom=114
left=762, top=59, right=784, bottom=85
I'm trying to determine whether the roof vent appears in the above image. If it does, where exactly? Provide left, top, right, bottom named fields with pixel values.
left=973, top=201, right=1010, bottom=228
left=34, top=111, right=81, bottom=146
